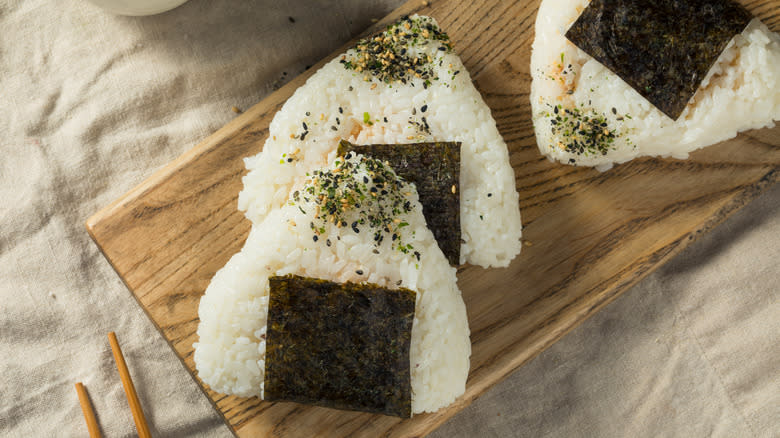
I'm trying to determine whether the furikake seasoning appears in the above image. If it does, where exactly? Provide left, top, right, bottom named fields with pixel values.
left=565, top=0, right=752, bottom=120
left=290, top=155, right=418, bottom=257
left=340, top=15, right=452, bottom=86
left=338, top=140, right=461, bottom=266
left=264, top=274, right=415, bottom=418
left=539, top=103, right=633, bottom=157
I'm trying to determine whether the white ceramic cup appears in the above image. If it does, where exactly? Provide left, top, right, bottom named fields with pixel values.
left=85, top=0, right=190, bottom=16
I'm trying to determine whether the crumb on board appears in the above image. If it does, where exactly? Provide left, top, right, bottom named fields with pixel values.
left=231, top=106, right=242, bottom=114
left=524, top=240, right=533, bottom=247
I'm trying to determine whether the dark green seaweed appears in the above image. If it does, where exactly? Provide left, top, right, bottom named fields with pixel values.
left=338, top=140, right=461, bottom=265
left=565, top=0, right=752, bottom=120
left=264, top=274, right=416, bottom=418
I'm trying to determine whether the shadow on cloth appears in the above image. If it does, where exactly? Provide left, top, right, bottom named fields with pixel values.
left=108, top=0, right=398, bottom=91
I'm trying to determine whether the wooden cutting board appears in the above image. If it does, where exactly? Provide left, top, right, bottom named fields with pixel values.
left=86, top=0, right=780, bottom=436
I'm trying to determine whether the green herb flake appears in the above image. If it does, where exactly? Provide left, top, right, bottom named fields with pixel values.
left=542, top=103, right=634, bottom=157
left=301, top=153, right=419, bottom=256
left=339, top=140, right=461, bottom=265
left=340, top=15, right=452, bottom=86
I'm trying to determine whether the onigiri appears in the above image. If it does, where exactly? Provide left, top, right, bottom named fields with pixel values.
left=530, top=0, right=780, bottom=171
left=238, top=15, right=522, bottom=268
left=194, top=154, right=471, bottom=415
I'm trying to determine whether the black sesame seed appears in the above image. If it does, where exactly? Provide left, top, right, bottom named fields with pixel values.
left=356, top=270, right=364, bottom=275
left=313, top=235, right=318, bottom=242
left=487, top=193, right=492, bottom=197
left=331, top=126, right=338, bottom=131
left=288, top=16, right=295, bottom=23
left=612, top=107, right=617, bottom=114
left=326, top=239, right=332, bottom=246
left=338, top=106, right=343, bottom=114
left=420, top=104, right=427, bottom=112
left=302, top=122, right=308, bottom=130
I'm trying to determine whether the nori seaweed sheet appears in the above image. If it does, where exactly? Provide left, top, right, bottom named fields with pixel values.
left=565, top=0, right=752, bottom=120
left=264, top=274, right=416, bottom=418
left=338, top=140, right=461, bottom=265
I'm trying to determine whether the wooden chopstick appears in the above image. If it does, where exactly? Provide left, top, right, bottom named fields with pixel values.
left=75, top=382, right=102, bottom=438
left=108, top=332, right=152, bottom=438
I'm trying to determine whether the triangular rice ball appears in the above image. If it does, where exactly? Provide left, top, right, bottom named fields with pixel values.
left=530, top=0, right=780, bottom=171
left=238, top=15, right=522, bottom=268
left=195, top=154, right=471, bottom=415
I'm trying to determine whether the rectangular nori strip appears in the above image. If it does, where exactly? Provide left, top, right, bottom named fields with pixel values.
left=264, top=274, right=416, bottom=418
left=338, top=139, right=461, bottom=265
left=565, top=0, right=752, bottom=120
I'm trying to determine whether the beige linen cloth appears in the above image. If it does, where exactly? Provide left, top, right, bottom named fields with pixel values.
left=0, top=1, right=777, bottom=437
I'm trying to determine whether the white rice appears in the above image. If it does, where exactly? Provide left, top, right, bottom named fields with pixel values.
left=238, top=15, right=522, bottom=268
left=531, top=0, right=780, bottom=171
left=195, top=154, right=471, bottom=414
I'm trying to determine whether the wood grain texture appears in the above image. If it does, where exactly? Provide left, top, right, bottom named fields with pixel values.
left=85, top=1, right=780, bottom=436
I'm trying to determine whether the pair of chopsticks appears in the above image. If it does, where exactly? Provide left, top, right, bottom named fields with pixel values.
left=75, top=332, right=152, bottom=438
